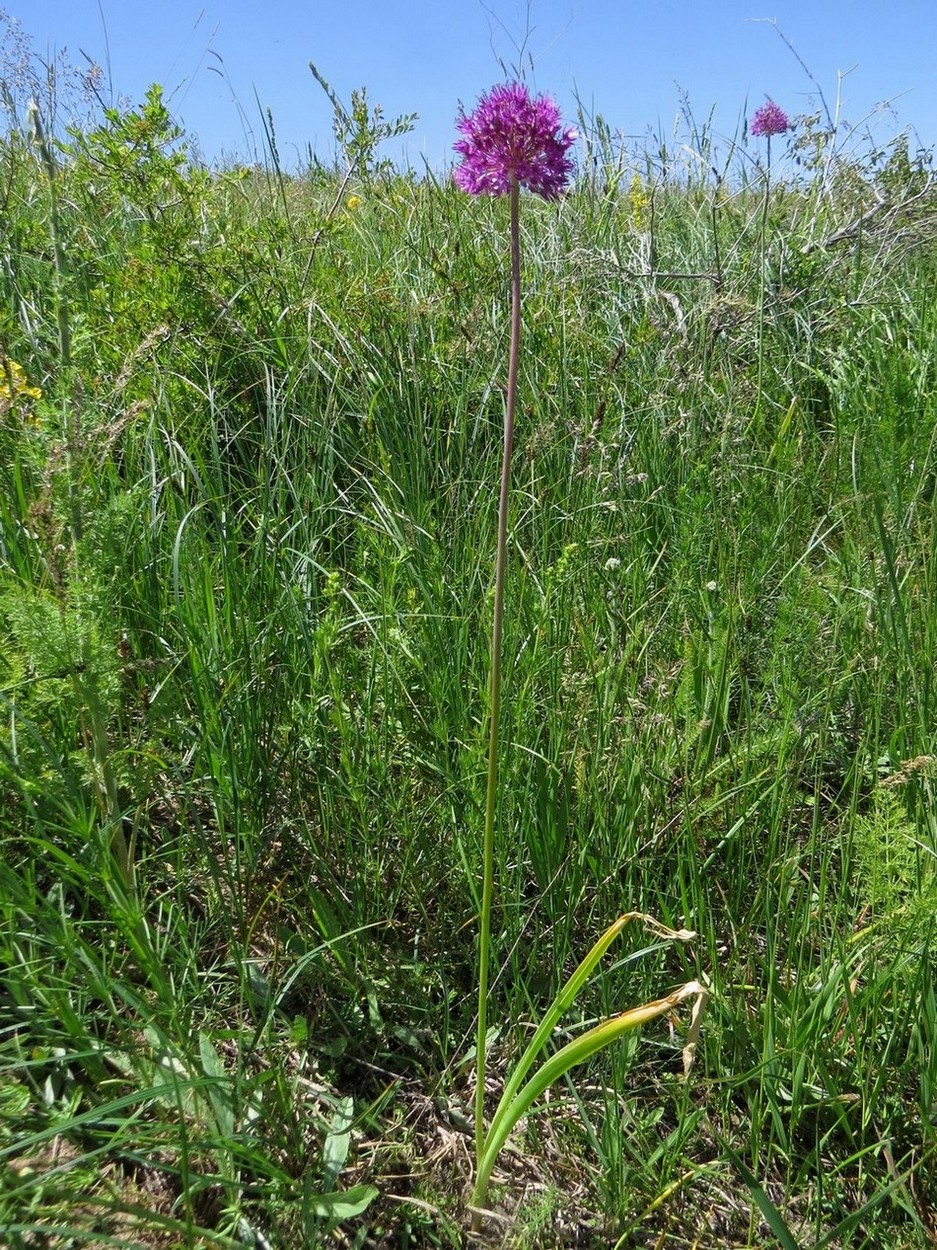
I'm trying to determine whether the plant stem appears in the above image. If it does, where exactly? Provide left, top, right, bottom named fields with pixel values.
left=475, top=173, right=521, bottom=1169
left=753, top=138, right=771, bottom=427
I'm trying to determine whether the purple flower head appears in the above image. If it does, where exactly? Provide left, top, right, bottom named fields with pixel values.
left=750, top=99, right=790, bottom=138
left=453, top=82, right=576, bottom=201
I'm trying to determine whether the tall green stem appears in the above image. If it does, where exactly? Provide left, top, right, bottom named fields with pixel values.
left=753, top=137, right=772, bottom=427
left=475, top=173, right=521, bottom=1163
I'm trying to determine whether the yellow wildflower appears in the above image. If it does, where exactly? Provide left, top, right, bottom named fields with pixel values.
left=628, top=174, right=650, bottom=230
left=0, top=358, right=42, bottom=413
left=346, top=194, right=362, bottom=211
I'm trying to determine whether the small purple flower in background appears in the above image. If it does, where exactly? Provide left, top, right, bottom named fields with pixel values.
left=453, top=81, right=576, bottom=201
left=750, top=99, right=790, bottom=138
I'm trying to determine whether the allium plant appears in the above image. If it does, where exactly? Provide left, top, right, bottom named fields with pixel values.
left=750, top=98, right=790, bottom=139
left=453, top=82, right=707, bottom=1228
left=453, top=81, right=575, bottom=200
left=750, top=99, right=790, bottom=423
left=750, top=98, right=789, bottom=175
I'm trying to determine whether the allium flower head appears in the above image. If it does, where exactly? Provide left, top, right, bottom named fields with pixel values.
left=750, top=100, right=790, bottom=138
left=453, top=82, right=575, bottom=201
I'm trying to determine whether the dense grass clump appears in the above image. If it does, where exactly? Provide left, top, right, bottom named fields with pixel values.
left=1, top=69, right=936, bottom=1248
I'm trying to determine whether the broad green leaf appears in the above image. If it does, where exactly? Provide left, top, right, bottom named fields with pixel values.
left=322, top=1095, right=354, bottom=1188
left=307, top=1183, right=379, bottom=1222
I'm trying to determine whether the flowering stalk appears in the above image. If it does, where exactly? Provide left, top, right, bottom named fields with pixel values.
left=454, top=80, right=575, bottom=1168
left=749, top=101, right=789, bottom=425
left=475, top=168, right=520, bottom=1163
left=453, top=84, right=705, bottom=1229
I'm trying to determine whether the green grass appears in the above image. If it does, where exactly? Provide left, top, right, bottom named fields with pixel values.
left=0, top=69, right=936, bottom=1248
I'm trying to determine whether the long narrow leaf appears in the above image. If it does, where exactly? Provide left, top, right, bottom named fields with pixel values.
left=473, top=981, right=706, bottom=1210
left=485, top=913, right=696, bottom=1144
left=724, top=1143, right=802, bottom=1250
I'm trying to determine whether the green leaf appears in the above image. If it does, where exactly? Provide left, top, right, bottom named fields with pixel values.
left=307, top=1184, right=379, bottom=1222
left=485, top=913, right=696, bottom=1161
left=322, top=1095, right=354, bottom=1188
left=198, top=1031, right=234, bottom=1138
left=724, top=1145, right=802, bottom=1250
left=474, top=980, right=706, bottom=1212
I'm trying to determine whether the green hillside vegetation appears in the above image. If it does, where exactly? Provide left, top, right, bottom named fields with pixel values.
left=1, top=59, right=936, bottom=1249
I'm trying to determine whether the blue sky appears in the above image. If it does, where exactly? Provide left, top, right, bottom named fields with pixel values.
left=10, top=2, right=936, bottom=172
